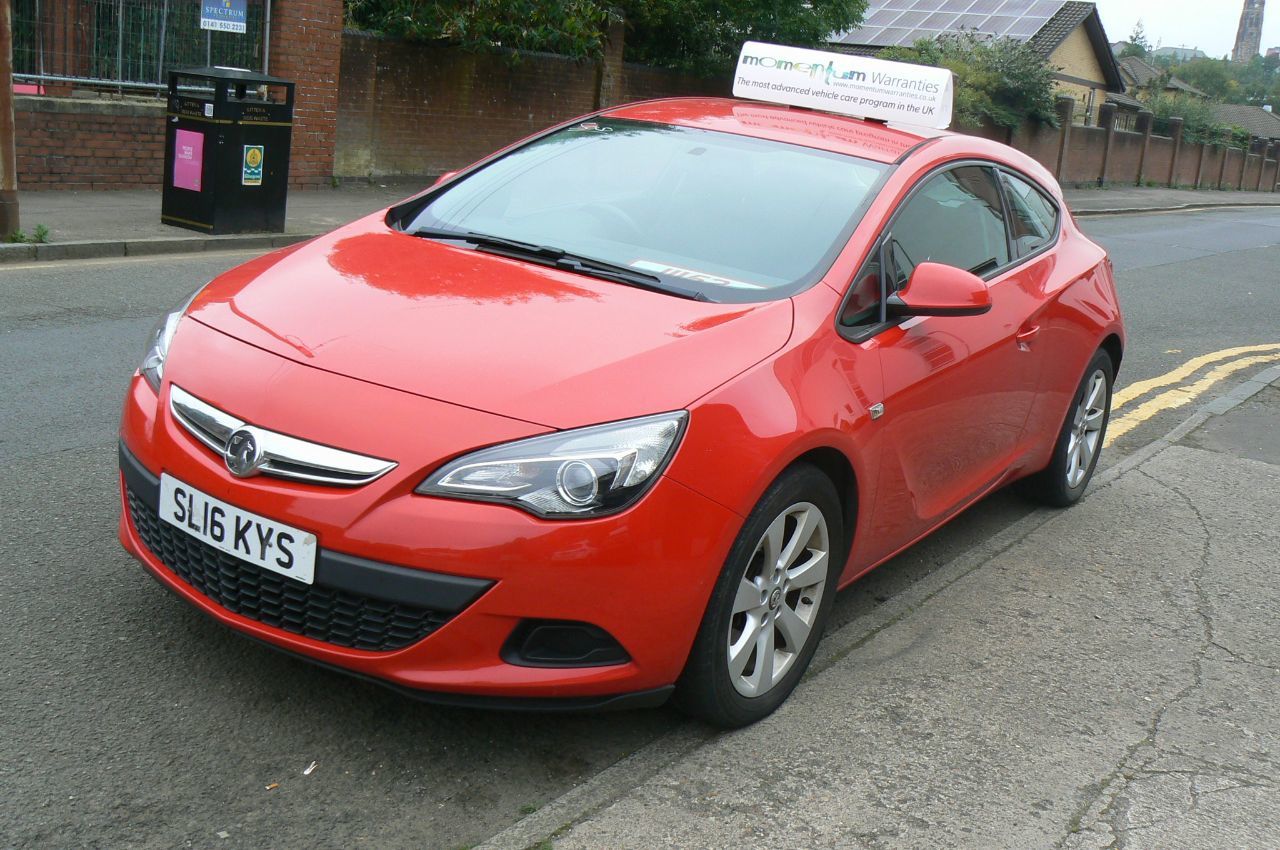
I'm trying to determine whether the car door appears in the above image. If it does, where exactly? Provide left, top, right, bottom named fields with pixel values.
left=838, top=164, right=1044, bottom=565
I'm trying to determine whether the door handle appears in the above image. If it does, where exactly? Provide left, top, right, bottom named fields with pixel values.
left=1016, top=325, right=1041, bottom=350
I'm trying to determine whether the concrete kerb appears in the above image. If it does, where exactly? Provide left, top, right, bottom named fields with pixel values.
left=1071, top=201, right=1280, bottom=218
left=475, top=366, right=1280, bottom=850
left=0, top=234, right=317, bottom=265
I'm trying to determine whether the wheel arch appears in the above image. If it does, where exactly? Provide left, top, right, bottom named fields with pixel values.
left=1100, top=333, right=1124, bottom=375
left=787, top=446, right=859, bottom=562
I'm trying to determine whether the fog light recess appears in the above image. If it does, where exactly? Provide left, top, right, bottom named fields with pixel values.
left=502, top=620, right=631, bottom=668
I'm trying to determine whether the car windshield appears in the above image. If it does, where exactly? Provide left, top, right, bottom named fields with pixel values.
left=400, top=118, right=889, bottom=301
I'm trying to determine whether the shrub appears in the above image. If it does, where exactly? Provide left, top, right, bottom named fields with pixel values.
left=882, top=33, right=1059, bottom=130
left=1147, top=92, right=1238, bottom=146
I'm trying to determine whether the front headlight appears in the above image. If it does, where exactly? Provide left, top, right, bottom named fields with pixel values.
left=140, top=290, right=201, bottom=392
left=417, top=412, right=688, bottom=519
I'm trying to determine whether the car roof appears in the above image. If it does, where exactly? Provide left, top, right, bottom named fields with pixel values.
left=601, top=97, right=952, bottom=164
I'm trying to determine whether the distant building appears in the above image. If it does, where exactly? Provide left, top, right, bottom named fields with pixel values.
left=1110, top=40, right=1131, bottom=57
left=1212, top=103, right=1280, bottom=140
left=1233, top=0, right=1266, bottom=62
left=829, top=0, right=1125, bottom=125
left=1152, top=46, right=1207, bottom=61
left=1268, top=46, right=1280, bottom=58
left=1117, top=56, right=1210, bottom=99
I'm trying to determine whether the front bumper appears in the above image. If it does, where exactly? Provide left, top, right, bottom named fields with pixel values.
left=117, top=326, right=742, bottom=703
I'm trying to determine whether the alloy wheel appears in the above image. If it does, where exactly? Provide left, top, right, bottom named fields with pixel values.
left=1066, top=369, right=1108, bottom=489
left=726, top=502, right=830, bottom=698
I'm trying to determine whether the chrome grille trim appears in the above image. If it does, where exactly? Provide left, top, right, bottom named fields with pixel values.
left=168, top=385, right=397, bottom=487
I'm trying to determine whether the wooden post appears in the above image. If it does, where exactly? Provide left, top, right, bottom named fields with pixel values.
left=1166, top=117, right=1184, bottom=188
left=1194, top=134, right=1209, bottom=188
left=1257, top=138, right=1269, bottom=192
left=1239, top=135, right=1254, bottom=190
left=1055, top=96, right=1075, bottom=183
left=1217, top=131, right=1232, bottom=190
left=0, top=0, right=18, bottom=238
left=1135, top=110, right=1153, bottom=187
left=1097, top=103, right=1116, bottom=187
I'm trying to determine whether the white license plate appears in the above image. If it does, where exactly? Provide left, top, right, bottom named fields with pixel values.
left=159, top=474, right=318, bottom=585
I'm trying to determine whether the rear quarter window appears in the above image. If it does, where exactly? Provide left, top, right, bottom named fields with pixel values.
left=1001, top=171, right=1060, bottom=259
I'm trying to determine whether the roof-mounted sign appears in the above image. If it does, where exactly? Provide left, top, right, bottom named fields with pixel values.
left=733, top=41, right=954, bottom=130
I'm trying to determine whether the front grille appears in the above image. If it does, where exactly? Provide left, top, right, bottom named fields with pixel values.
left=127, top=489, right=449, bottom=651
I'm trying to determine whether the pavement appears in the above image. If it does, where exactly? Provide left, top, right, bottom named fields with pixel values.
left=3, top=183, right=1280, bottom=264
left=0, top=183, right=417, bottom=263
left=483, top=368, right=1280, bottom=850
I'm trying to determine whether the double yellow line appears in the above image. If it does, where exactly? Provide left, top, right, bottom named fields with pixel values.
left=1105, top=343, right=1280, bottom=446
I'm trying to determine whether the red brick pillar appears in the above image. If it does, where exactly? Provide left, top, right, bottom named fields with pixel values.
left=269, top=0, right=343, bottom=188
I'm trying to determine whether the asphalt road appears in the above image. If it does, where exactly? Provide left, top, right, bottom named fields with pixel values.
left=1, top=207, right=1278, bottom=849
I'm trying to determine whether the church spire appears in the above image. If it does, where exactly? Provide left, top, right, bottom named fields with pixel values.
left=1233, top=0, right=1267, bottom=63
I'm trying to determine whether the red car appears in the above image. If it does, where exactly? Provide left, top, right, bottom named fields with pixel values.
left=120, top=97, right=1123, bottom=727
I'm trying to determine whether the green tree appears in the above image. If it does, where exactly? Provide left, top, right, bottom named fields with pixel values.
left=344, top=0, right=868, bottom=73
left=882, top=33, right=1059, bottom=129
left=1174, top=58, right=1239, bottom=101
left=1146, top=92, right=1236, bottom=145
left=1119, top=21, right=1151, bottom=59
left=345, top=0, right=612, bottom=60
left=623, top=0, right=868, bottom=74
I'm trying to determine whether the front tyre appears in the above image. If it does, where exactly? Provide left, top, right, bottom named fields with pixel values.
left=1021, top=349, right=1114, bottom=507
left=674, top=464, right=842, bottom=728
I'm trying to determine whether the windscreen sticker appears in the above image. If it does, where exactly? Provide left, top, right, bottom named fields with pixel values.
left=630, top=260, right=764, bottom=290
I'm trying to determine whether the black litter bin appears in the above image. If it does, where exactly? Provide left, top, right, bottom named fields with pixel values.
left=162, top=67, right=295, bottom=235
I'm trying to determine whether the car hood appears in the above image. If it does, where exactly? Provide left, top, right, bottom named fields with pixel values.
left=189, top=215, right=794, bottom=428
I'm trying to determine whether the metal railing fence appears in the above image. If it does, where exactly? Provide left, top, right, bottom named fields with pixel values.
left=13, top=0, right=268, bottom=91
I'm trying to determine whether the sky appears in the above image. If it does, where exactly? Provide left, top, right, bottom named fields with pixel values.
left=1093, top=0, right=1280, bottom=59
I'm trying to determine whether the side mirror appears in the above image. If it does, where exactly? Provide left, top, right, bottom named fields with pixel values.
left=885, top=262, right=992, bottom=318
left=433, top=170, right=459, bottom=186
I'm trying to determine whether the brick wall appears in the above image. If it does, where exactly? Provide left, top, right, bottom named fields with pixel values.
left=1004, top=114, right=1279, bottom=192
left=335, top=32, right=727, bottom=180
left=619, top=62, right=732, bottom=104
left=269, top=0, right=344, bottom=188
left=16, top=97, right=166, bottom=190
left=15, top=0, right=342, bottom=191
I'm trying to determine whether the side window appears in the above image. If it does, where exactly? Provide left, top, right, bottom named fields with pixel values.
left=1001, top=171, right=1060, bottom=258
left=887, top=166, right=1011, bottom=287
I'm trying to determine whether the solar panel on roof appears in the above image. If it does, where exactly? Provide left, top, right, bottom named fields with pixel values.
left=830, top=0, right=1069, bottom=47
left=1005, top=16, right=1044, bottom=37
left=922, top=12, right=961, bottom=29
left=983, top=14, right=1017, bottom=35
left=999, top=0, right=1036, bottom=15
left=966, top=0, right=1004, bottom=16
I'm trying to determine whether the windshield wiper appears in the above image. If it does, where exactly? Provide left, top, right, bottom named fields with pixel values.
left=412, top=227, right=708, bottom=301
